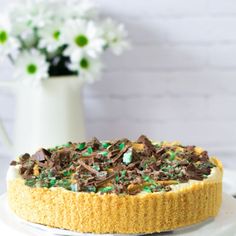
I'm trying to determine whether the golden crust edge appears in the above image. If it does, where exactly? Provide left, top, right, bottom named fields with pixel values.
left=7, top=157, right=223, bottom=234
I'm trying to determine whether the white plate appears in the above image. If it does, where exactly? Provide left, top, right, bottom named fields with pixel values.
left=0, top=193, right=236, bottom=236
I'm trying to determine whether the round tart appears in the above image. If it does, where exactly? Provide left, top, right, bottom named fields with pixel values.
left=7, top=135, right=223, bottom=234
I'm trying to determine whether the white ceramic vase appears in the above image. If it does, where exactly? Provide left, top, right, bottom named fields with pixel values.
left=0, top=76, right=86, bottom=156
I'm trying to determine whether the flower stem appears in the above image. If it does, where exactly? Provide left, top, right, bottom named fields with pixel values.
left=8, top=54, right=15, bottom=65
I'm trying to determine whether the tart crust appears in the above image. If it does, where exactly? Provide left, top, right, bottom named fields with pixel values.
left=7, top=157, right=223, bottom=234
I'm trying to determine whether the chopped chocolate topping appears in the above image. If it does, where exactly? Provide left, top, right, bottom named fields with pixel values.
left=137, top=134, right=156, bottom=155
left=32, top=148, right=51, bottom=162
left=20, top=153, right=31, bottom=162
left=94, top=173, right=116, bottom=187
left=87, top=137, right=101, bottom=150
left=13, top=135, right=216, bottom=195
left=112, top=144, right=131, bottom=163
left=10, top=160, right=17, bottom=166
left=77, top=159, right=100, bottom=175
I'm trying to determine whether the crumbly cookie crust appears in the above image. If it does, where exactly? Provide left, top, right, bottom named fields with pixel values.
left=7, top=158, right=222, bottom=234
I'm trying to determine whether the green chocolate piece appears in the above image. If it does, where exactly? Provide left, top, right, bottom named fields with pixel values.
left=99, top=186, right=114, bottom=193
left=92, top=164, right=100, bottom=171
left=76, top=142, right=86, bottom=151
left=119, top=142, right=125, bottom=150
left=123, top=149, right=132, bottom=165
left=99, top=151, right=108, bottom=157
left=142, top=186, right=152, bottom=193
left=102, top=142, right=110, bottom=149
left=63, top=170, right=72, bottom=176
left=25, top=179, right=36, bottom=187
left=86, top=186, right=96, bottom=192
left=49, top=178, right=57, bottom=187
left=169, top=151, right=176, bottom=161
left=87, top=147, right=93, bottom=154
left=64, top=142, right=71, bottom=148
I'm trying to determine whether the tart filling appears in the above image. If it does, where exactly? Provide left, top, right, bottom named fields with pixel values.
left=10, top=135, right=217, bottom=195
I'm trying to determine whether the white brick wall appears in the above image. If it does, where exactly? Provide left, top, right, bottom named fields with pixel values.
left=0, top=0, right=236, bottom=192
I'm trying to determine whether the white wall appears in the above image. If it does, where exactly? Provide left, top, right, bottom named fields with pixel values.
left=0, top=0, right=236, bottom=192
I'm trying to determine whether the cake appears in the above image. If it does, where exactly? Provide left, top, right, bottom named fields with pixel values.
left=7, top=135, right=223, bottom=234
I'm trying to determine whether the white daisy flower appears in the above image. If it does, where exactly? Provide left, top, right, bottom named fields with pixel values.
left=14, top=50, right=49, bottom=82
left=102, top=18, right=130, bottom=55
left=38, top=21, right=64, bottom=52
left=15, top=25, right=37, bottom=49
left=42, top=0, right=68, bottom=21
left=66, top=0, right=98, bottom=19
left=0, top=15, right=19, bottom=58
left=69, top=56, right=102, bottom=83
left=9, top=0, right=53, bottom=30
left=8, top=0, right=52, bottom=48
left=61, top=19, right=105, bottom=62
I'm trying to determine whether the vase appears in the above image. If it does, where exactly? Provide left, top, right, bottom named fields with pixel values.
left=0, top=75, right=86, bottom=156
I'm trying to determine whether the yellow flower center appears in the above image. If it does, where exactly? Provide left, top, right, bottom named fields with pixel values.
left=80, top=58, right=89, bottom=69
left=0, top=30, right=8, bottom=44
left=27, top=64, right=37, bottom=74
left=75, top=35, right=88, bottom=47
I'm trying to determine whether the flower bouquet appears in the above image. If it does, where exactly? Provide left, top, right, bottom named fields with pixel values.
left=0, top=0, right=129, bottom=83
